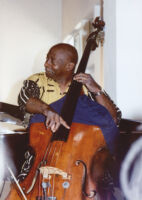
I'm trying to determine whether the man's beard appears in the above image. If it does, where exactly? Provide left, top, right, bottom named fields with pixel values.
left=45, top=69, right=57, bottom=81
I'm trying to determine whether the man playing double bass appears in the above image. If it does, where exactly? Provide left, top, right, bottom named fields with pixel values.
left=19, top=43, right=121, bottom=130
left=17, top=43, right=121, bottom=199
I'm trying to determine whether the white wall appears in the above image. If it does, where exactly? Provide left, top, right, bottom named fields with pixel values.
left=62, top=0, right=100, bottom=38
left=104, top=0, right=142, bottom=121
left=103, top=0, right=116, bottom=102
left=0, top=0, right=62, bottom=105
left=1, top=0, right=142, bottom=121
left=0, top=0, right=102, bottom=106
left=116, top=0, right=142, bottom=121
left=62, top=0, right=104, bottom=89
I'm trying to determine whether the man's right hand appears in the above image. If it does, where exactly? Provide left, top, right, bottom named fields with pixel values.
left=43, top=109, right=70, bottom=132
left=26, top=97, right=70, bottom=132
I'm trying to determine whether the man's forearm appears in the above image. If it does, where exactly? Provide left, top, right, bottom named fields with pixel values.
left=25, top=97, right=70, bottom=132
left=95, top=93, right=117, bottom=123
left=25, top=97, right=50, bottom=114
left=73, top=73, right=121, bottom=125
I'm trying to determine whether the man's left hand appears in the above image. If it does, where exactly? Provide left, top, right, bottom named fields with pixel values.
left=73, top=73, right=101, bottom=92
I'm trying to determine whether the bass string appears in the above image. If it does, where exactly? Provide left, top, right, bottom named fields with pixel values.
left=46, top=142, right=58, bottom=198
left=36, top=140, right=53, bottom=198
left=38, top=141, right=64, bottom=198
left=42, top=141, right=56, bottom=198
left=50, top=141, right=64, bottom=165
left=42, top=140, right=53, bottom=164
left=46, top=141, right=63, bottom=198
left=60, top=140, right=74, bottom=200
left=51, top=141, right=64, bottom=198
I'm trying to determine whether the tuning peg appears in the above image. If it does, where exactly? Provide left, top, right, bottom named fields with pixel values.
left=92, top=17, right=105, bottom=31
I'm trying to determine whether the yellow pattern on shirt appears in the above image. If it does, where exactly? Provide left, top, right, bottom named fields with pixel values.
left=27, top=72, right=88, bottom=105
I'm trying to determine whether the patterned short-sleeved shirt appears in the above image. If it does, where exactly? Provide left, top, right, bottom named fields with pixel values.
left=18, top=72, right=88, bottom=107
left=18, top=72, right=121, bottom=126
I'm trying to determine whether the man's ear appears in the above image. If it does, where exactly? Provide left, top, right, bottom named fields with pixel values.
left=66, top=62, right=75, bottom=71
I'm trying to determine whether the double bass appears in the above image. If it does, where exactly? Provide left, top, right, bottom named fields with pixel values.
left=7, top=18, right=113, bottom=200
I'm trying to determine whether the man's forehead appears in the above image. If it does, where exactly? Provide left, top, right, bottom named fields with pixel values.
left=47, top=46, right=68, bottom=56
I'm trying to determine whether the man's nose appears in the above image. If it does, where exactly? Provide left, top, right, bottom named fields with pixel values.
left=44, top=61, right=48, bottom=67
left=44, top=59, right=51, bottom=67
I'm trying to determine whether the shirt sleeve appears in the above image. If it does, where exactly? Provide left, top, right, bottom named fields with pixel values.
left=88, top=91, right=122, bottom=127
left=18, top=79, right=40, bottom=111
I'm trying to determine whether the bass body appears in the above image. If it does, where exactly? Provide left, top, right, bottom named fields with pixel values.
left=7, top=122, right=106, bottom=200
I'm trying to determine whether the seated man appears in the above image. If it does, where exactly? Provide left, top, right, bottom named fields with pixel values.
left=18, top=43, right=121, bottom=199
left=18, top=43, right=121, bottom=130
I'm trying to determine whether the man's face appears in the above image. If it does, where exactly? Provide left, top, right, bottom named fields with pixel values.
left=44, top=47, right=70, bottom=81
